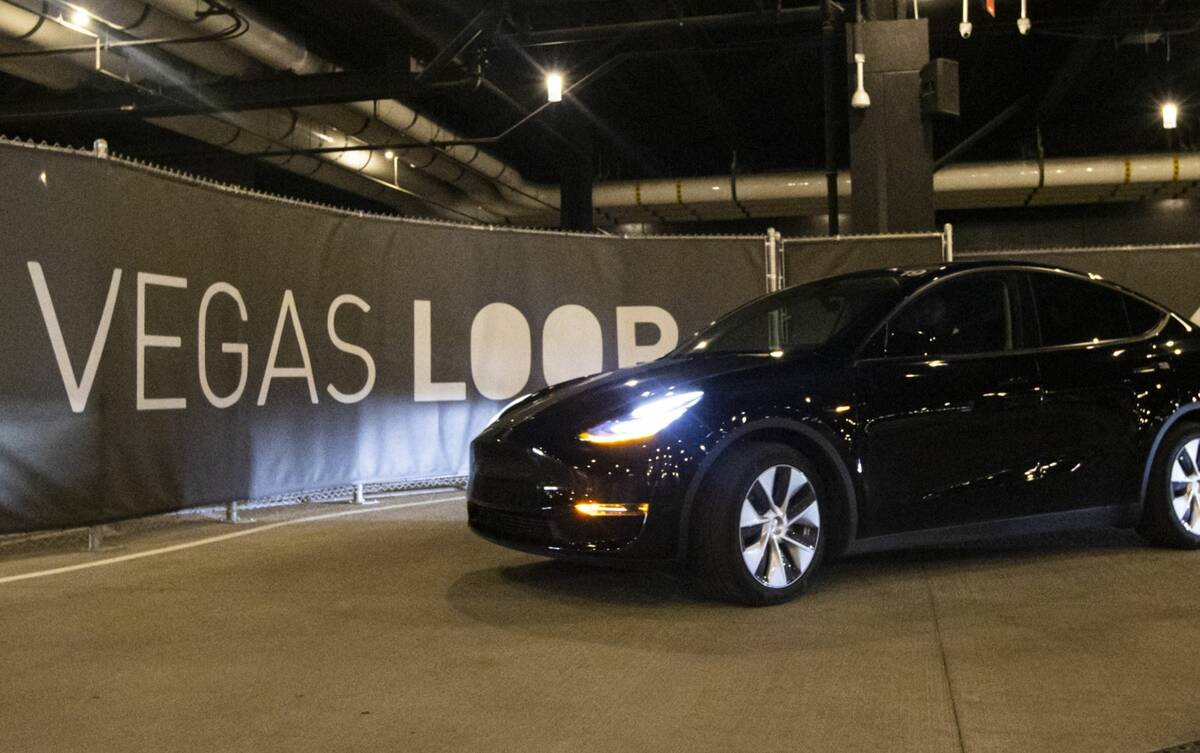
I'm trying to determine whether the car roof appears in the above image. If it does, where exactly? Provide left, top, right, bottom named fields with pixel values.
left=842, top=260, right=1173, bottom=314
left=858, top=260, right=1105, bottom=290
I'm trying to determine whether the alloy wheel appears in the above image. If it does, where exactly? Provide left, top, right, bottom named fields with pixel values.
left=1170, top=438, right=1200, bottom=535
left=739, top=464, right=820, bottom=588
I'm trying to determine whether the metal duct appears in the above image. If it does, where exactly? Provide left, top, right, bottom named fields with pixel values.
left=151, top=107, right=507, bottom=223
left=589, top=154, right=1200, bottom=222
left=1, top=0, right=264, bottom=78
left=139, top=0, right=559, bottom=220
left=146, top=112, right=443, bottom=218
left=0, top=0, right=495, bottom=220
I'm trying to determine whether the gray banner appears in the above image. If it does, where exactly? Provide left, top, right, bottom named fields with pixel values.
left=782, top=233, right=945, bottom=286
left=959, top=246, right=1200, bottom=320
left=0, top=144, right=765, bottom=532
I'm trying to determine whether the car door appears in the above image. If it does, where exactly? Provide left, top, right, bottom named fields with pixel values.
left=1025, top=271, right=1160, bottom=511
left=855, top=271, right=1045, bottom=537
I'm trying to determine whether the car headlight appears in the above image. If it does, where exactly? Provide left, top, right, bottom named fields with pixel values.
left=579, top=391, right=703, bottom=445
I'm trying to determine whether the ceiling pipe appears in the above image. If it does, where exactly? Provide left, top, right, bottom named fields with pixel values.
left=0, top=36, right=89, bottom=88
left=0, top=0, right=261, bottom=79
left=590, top=154, right=1200, bottom=222
left=0, top=3, right=489, bottom=220
left=138, top=0, right=559, bottom=218
left=0, top=0, right=524, bottom=220
left=149, top=108, right=509, bottom=223
left=130, top=0, right=333, bottom=76
left=146, top=112, right=489, bottom=221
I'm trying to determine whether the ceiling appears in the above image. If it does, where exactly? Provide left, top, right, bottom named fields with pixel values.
left=0, top=0, right=1197, bottom=218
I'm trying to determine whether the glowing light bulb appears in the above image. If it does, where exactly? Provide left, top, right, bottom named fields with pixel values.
left=1163, top=102, right=1179, bottom=130
left=70, top=7, right=90, bottom=26
left=546, top=72, right=564, bottom=103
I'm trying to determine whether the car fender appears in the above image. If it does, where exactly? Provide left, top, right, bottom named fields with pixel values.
left=675, top=416, right=858, bottom=561
left=1139, top=395, right=1200, bottom=514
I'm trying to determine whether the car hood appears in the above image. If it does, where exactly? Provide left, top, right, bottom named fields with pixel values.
left=492, top=352, right=784, bottom=438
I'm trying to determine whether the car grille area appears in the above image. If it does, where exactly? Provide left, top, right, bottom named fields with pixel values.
left=468, top=503, right=556, bottom=545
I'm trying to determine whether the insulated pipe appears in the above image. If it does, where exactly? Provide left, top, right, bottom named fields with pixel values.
left=2, top=0, right=263, bottom=78
left=147, top=113, right=469, bottom=220
left=0, top=36, right=88, bottom=88
left=139, top=0, right=559, bottom=217
left=136, top=0, right=333, bottom=75
left=589, top=155, right=1200, bottom=221
left=0, top=0, right=96, bottom=73
left=150, top=109, right=509, bottom=223
left=299, top=103, right=556, bottom=223
left=0, top=0, right=509, bottom=220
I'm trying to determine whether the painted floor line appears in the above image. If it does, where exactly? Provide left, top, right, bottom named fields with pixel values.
left=0, top=494, right=465, bottom=586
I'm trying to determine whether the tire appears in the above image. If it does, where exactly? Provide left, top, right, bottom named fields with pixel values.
left=1139, top=422, right=1200, bottom=549
left=689, top=443, right=828, bottom=606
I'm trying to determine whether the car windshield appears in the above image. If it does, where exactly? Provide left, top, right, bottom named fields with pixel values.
left=675, top=274, right=903, bottom=356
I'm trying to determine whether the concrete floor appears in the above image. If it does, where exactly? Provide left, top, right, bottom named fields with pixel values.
left=1, top=492, right=1197, bottom=753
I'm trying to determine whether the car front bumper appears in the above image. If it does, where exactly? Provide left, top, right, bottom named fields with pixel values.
left=466, top=432, right=691, bottom=562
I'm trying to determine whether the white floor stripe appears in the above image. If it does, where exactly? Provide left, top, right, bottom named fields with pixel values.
left=0, top=494, right=465, bottom=586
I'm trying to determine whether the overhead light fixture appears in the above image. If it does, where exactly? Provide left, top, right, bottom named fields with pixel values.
left=546, top=72, right=564, bottom=103
left=69, top=7, right=91, bottom=26
left=959, top=0, right=972, bottom=38
left=1163, top=102, right=1179, bottom=130
left=1017, top=0, right=1031, bottom=34
left=851, top=53, right=871, bottom=109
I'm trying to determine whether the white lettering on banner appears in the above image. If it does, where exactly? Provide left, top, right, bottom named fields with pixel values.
left=616, top=306, right=679, bottom=367
left=326, top=294, right=376, bottom=404
left=27, top=265, right=686, bottom=408
left=543, top=305, right=603, bottom=385
left=413, top=300, right=466, bottom=402
left=27, top=262, right=122, bottom=414
left=470, top=303, right=532, bottom=400
left=258, top=290, right=318, bottom=406
left=137, top=272, right=188, bottom=411
left=198, top=282, right=249, bottom=409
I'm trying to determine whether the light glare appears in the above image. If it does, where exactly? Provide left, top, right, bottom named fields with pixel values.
left=546, top=72, right=564, bottom=103
left=1163, top=102, right=1179, bottom=130
left=69, top=7, right=90, bottom=26
left=574, top=501, right=649, bottom=517
left=579, top=391, right=703, bottom=445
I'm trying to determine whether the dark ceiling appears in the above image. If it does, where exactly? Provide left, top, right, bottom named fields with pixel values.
left=2, top=0, right=1198, bottom=209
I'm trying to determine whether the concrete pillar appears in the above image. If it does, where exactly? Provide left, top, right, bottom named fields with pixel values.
left=555, top=104, right=594, bottom=232
left=846, top=18, right=935, bottom=234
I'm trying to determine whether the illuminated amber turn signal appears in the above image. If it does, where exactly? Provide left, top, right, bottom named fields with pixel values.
left=574, top=501, right=650, bottom=517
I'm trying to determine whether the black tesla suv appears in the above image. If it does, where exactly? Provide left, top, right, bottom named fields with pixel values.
left=468, top=262, right=1200, bottom=604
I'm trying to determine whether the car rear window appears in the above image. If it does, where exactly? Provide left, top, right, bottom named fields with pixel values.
left=1124, top=295, right=1166, bottom=336
left=1029, top=273, right=1130, bottom=347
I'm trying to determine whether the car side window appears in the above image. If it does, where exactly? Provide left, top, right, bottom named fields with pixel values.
left=885, top=274, right=1013, bottom=358
left=1029, top=273, right=1130, bottom=347
left=1124, top=294, right=1167, bottom=336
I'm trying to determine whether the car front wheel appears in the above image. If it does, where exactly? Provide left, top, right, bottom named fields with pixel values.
left=690, top=443, right=826, bottom=605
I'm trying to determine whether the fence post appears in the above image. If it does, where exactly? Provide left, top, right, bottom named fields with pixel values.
left=351, top=482, right=377, bottom=506
left=942, top=223, right=955, bottom=261
left=226, top=500, right=239, bottom=524
left=765, top=228, right=779, bottom=293
left=774, top=229, right=786, bottom=289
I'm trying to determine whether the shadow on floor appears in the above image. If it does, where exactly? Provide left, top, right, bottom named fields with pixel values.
left=445, top=526, right=1156, bottom=653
